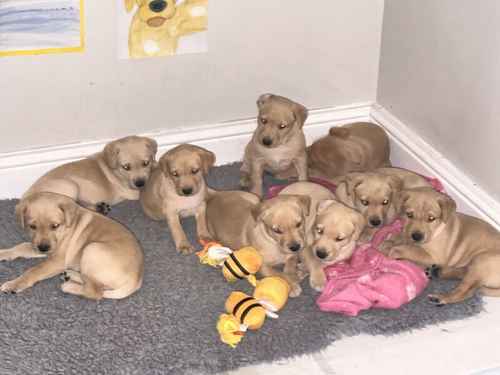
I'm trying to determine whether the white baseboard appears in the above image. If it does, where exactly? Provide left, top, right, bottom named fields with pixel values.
left=0, top=102, right=372, bottom=198
left=371, top=104, right=500, bottom=230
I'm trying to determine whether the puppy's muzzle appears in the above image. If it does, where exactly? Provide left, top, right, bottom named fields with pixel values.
left=315, top=248, right=328, bottom=260
left=37, top=242, right=51, bottom=253
left=150, top=0, right=167, bottom=12
left=411, top=231, right=424, bottom=242
left=369, top=216, right=382, bottom=228
left=262, top=137, right=273, bottom=147
left=288, top=242, right=301, bottom=252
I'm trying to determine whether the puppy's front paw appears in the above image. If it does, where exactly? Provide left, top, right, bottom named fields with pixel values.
left=96, top=202, right=111, bottom=216
left=309, top=271, right=327, bottom=292
left=289, top=283, right=302, bottom=298
left=1, top=279, right=28, bottom=294
left=425, top=264, right=441, bottom=280
left=378, top=240, right=395, bottom=255
left=177, top=241, right=195, bottom=255
left=388, top=246, right=407, bottom=260
left=296, top=262, right=309, bottom=281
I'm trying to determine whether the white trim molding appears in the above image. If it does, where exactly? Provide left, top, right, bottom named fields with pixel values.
left=0, top=102, right=372, bottom=198
left=371, top=104, right=500, bottom=230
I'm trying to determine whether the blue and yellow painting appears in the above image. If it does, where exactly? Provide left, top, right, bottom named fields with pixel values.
left=0, top=0, right=84, bottom=57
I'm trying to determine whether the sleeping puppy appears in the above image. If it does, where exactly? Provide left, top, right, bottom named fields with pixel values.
left=240, top=94, right=308, bottom=197
left=306, top=200, right=366, bottom=291
left=335, top=169, right=431, bottom=240
left=140, top=144, right=215, bottom=254
left=308, top=122, right=391, bottom=179
left=381, top=187, right=500, bottom=305
left=23, top=136, right=158, bottom=215
left=207, top=190, right=311, bottom=297
left=0, top=193, right=144, bottom=299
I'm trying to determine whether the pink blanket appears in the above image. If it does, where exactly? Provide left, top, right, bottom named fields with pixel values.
left=316, top=220, right=428, bottom=316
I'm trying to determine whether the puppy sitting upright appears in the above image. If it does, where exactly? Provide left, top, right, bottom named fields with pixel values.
left=240, top=94, right=308, bottom=197
left=382, top=187, right=500, bottom=305
left=207, top=191, right=311, bottom=297
left=0, top=192, right=144, bottom=299
left=24, top=136, right=158, bottom=215
left=140, top=144, right=215, bottom=254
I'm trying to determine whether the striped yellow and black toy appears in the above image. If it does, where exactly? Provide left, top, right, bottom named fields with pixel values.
left=197, top=241, right=263, bottom=285
left=217, top=276, right=290, bottom=347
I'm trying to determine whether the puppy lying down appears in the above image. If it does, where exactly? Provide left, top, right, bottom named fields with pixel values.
left=382, top=187, right=500, bottom=305
left=0, top=192, right=144, bottom=299
left=24, top=136, right=158, bottom=215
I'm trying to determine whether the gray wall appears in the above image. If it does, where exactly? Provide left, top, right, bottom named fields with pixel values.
left=0, top=0, right=384, bottom=152
left=378, top=0, right=500, bottom=201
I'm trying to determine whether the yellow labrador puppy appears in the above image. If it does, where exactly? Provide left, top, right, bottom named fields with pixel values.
left=207, top=190, right=311, bottom=297
left=307, top=122, right=391, bottom=179
left=0, top=193, right=144, bottom=299
left=140, top=144, right=215, bottom=254
left=24, top=136, right=158, bottom=215
left=382, top=187, right=500, bottom=305
left=334, top=168, right=431, bottom=240
left=306, top=200, right=366, bottom=291
left=240, top=94, right=308, bottom=197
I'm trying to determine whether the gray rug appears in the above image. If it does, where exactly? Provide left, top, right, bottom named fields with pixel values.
left=0, top=163, right=483, bottom=375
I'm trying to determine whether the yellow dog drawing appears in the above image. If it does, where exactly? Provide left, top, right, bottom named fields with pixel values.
left=124, top=0, right=208, bottom=58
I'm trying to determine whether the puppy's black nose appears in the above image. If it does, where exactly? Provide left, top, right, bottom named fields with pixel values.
left=134, top=178, right=146, bottom=188
left=262, top=137, right=273, bottom=146
left=316, top=248, right=328, bottom=259
left=369, top=217, right=382, bottom=227
left=149, top=0, right=167, bottom=13
left=38, top=243, right=50, bottom=253
left=288, top=242, right=301, bottom=252
left=182, top=187, right=193, bottom=196
left=411, top=231, right=424, bottom=242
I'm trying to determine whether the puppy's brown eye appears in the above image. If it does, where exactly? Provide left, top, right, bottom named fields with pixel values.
left=406, top=212, right=414, bottom=219
left=428, top=215, right=436, bottom=222
left=316, top=227, right=324, bottom=235
left=361, top=199, right=369, bottom=206
left=272, top=226, right=283, bottom=234
left=171, top=171, right=179, bottom=177
left=296, top=221, right=302, bottom=228
left=51, top=223, right=60, bottom=230
left=143, top=160, right=150, bottom=167
left=382, top=199, right=389, bottom=205
left=29, top=224, right=37, bottom=230
left=336, top=236, right=345, bottom=242
left=279, top=123, right=287, bottom=129
left=191, top=168, right=200, bottom=174
left=122, top=164, right=131, bottom=171
left=260, top=117, right=268, bottom=124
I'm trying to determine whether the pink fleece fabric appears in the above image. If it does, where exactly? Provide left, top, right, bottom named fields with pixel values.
left=316, top=220, right=428, bottom=316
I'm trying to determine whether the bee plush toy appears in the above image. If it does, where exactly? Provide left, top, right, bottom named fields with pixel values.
left=197, top=241, right=263, bottom=286
left=216, top=276, right=290, bottom=348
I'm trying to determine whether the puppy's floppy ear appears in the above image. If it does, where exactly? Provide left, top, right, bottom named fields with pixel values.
left=103, top=140, right=121, bottom=170
left=338, top=173, right=364, bottom=197
left=387, top=175, right=403, bottom=193
left=438, top=193, right=456, bottom=223
left=15, top=200, right=28, bottom=229
left=351, top=211, right=367, bottom=240
left=251, top=200, right=271, bottom=222
left=294, top=195, right=311, bottom=217
left=144, top=137, right=158, bottom=158
left=395, top=190, right=412, bottom=214
left=158, top=151, right=172, bottom=177
left=196, top=147, right=216, bottom=175
left=291, top=101, right=308, bottom=128
left=257, top=93, right=273, bottom=109
left=329, top=127, right=350, bottom=139
left=58, top=199, right=78, bottom=227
